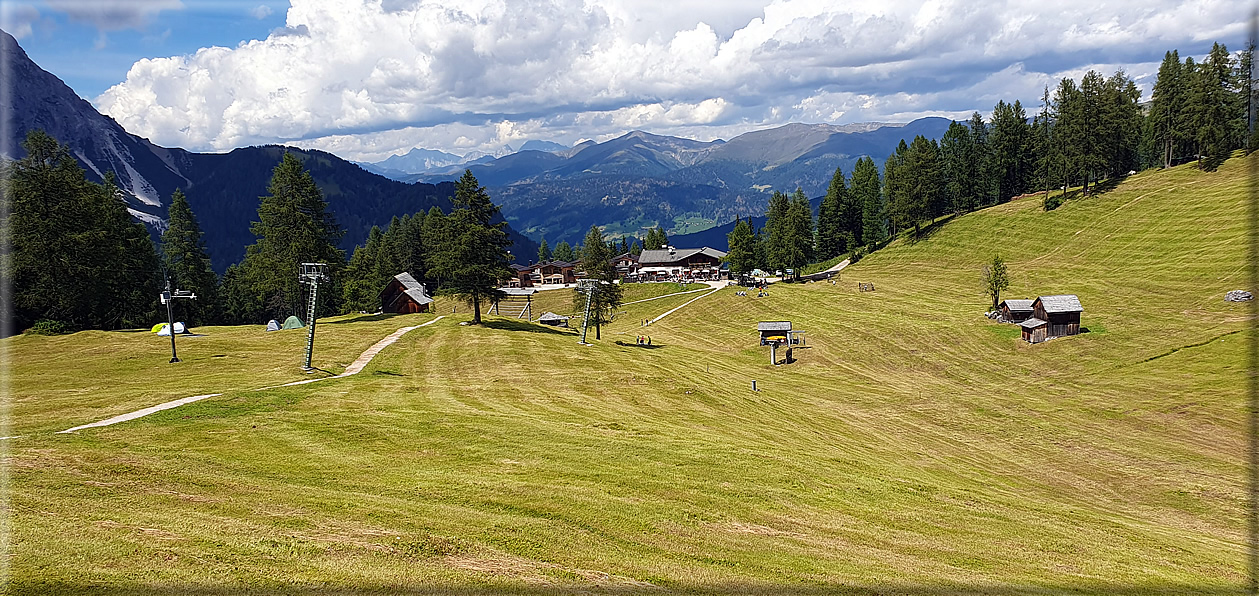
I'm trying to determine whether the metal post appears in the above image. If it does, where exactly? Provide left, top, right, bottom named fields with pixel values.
left=304, top=278, right=318, bottom=370
left=164, top=278, right=179, bottom=363
left=579, top=284, right=595, bottom=344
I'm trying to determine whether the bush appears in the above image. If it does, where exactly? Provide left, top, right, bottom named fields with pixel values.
left=1043, top=195, right=1062, bottom=211
left=849, top=246, right=867, bottom=264
left=28, top=319, right=71, bottom=335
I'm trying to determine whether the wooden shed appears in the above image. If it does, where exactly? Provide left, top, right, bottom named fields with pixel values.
left=1020, top=317, right=1048, bottom=343
left=1032, top=294, right=1082, bottom=338
left=379, top=272, right=433, bottom=314
left=999, top=299, right=1034, bottom=323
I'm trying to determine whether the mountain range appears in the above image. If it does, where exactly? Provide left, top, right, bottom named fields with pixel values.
left=4, top=26, right=955, bottom=266
left=0, top=30, right=537, bottom=272
left=367, top=119, right=952, bottom=245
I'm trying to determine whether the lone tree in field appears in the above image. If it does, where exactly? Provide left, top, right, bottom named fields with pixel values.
left=982, top=255, right=1010, bottom=311
left=571, top=225, right=623, bottom=340
left=428, top=169, right=512, bottom=325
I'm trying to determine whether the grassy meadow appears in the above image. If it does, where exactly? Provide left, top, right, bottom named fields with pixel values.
left=4, top=156, right=1252, bottom=594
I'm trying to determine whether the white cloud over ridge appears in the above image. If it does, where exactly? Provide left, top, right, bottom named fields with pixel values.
left=95, top=0, right=1245, bottom=160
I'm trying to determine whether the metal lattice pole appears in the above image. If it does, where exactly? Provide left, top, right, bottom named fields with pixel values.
left=304, top=278, right=319, bottom=370
left=579, top=284, right=595, bottom=344
left=164, top=278, right=179, bottom=363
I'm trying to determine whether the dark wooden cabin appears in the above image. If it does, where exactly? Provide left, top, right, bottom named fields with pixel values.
left=1032, top=294, right=1082, bottom=337
left=999, top=299, right=1034, bottom=323
left=380, top=272, right=433, bottom=314
left=1020, top=317, right=1048, bottom=343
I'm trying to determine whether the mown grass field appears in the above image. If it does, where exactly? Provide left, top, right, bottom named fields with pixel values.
left=5, top=156, right=1252, bottom=594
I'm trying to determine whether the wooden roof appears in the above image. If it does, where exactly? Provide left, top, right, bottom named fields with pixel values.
left=381, top=272, right=433, bottom=304
left=757, top=321, right=792, bottom=332
left=1019, top=317, right=1047, bottom=329
left=638, top=247, right=727, bottom=265
left=999, top=299, right=1034, bottom=311
left=1035, top=294, right=1083, bottom=313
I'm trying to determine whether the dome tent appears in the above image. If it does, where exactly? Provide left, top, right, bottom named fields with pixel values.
left=155, top=322, right=187, bottom=336
left=266, top=319, right=281, bottom=332
left=281, top=316, right=304, bottom=330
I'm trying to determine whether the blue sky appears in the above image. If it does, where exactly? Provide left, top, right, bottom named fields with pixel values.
left=1, top=1, right=1248, bottom=162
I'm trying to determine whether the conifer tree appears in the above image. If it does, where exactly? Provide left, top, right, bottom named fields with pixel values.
left=237, top=152, right=345, bottom=322
left=763, top=190, right=791, bottom=271
left=725, top=218, right=758, bottom=275
left=852, top=156, right=885, bottom=249
left=939, top=120, right=973, bottom=214
left=161, top=189, right=219, bottom=325
left=1149, top=51, right=1187, bottom=168
left=341, top=226, right=385, bottom=313
left=537, top=238, right=551, bottom=262
left=883, top=141, right=909, bottom=237
left=967, top=112, right=995, bottom=206
left=427, top=170, right=511, bottom=325
left=570, top=225, right=622, bottom=340
left=816, top=166, right=846, bottom=260
left=6, top=130, right=160, bottom=331
left=553, top=240, right=575, bottom=262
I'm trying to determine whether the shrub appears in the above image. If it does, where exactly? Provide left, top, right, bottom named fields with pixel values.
left=28, top=319, right=71, bottom=335
left=1043, top=195, right=1062, bottom=211
left=849, top=246, right=867, bottom=264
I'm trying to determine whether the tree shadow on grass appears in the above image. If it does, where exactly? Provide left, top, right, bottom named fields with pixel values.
left=320, top=313, right=406, bottom=325
left=614, top=340, right=665, bottom=349
left=480, top=318, right=577, bottom=336
left=904, top=213, right=956, bottom=245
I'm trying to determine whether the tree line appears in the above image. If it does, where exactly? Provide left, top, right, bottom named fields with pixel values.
left=726, top=40, right=1253, bottom=276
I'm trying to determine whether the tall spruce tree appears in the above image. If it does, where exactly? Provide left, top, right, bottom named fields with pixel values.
left=903, top=135, right=941, bottom=233
left=725, top=218, right=758, bottom=275
left=571, top=225, right=622, bottom=340
left=989, top=100, right=1032, bottom=202
left=161, top=189, right=220, bottom=325
left=816, top=166, right=846, bottom=260
left=553, top=240, right=575, bottom=262
left=967, top=112, right=995, bottom=206
left=537, top=238, right=552, bottom=262
left=939, top=120, right=973, bottom=214
left=1150, top=50, right=1187, bottom=168
left=427, top=169, right=512, bottom=325
left=883, top=140, right=909, bottom=237
left=341, top=225, right=385, bottom=313
left=852, top=156, right=885, bottom=249
left=763, top=190, right=791, bottom=271
left=234, top=152, right=345, bottom=322
left=1191, top=43, right=1234, bottom=171
left=6, top=130, right=160, bottom=331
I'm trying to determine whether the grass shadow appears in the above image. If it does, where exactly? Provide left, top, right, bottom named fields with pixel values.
left=904, top=213, right=957, bottom=244
left=481, top=318, right=577, bottom=336
left=320, top=313, right=405, bottom=325
left=614, top=340, right=666, bottom=349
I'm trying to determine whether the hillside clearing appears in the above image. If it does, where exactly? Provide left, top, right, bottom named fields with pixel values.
left=5, top=157, right=1252, bottom=594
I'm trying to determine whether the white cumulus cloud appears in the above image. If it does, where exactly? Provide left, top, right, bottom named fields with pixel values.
left=94, top=0, right=1246, bottom=160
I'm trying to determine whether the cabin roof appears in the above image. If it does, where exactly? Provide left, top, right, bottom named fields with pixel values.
left=538, top=311, right=569, bottom=321
left=757, top=321, right=792, bottom=332
left=1000, top=299, right=1034, bottom=311
left=1035, top=294, right=1083, bottom=313
left=1019, top=317, right=1048, bottom=329
left=638, top=247, right=727, bottom=264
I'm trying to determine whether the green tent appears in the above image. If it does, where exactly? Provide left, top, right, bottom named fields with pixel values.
left=281, top=315, right=305, bottom=329
left=150, top=323, right=166, bottom=333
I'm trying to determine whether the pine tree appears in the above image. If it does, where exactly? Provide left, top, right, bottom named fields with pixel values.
left=420, top=206, right=449, bottom=287
left=763, top=190, right=791, bottom=271
left=553, top=240, right=575, bottom=262
left=161, top=189, right=219, bottom=325
left=341, top=226, right=385, bottom=313
left=903, top=135, right=940, bottom=234
left=852, top=156, right=885, bottom=249
left=237, top=152, right=345, bottom=322
left=779, top=188, right=814, bottom=271
left=816, top=166, right=846, bottom=260
left=1149, top=51, right=1187, bottom=168
left=1191, top=43, right=1234, bottom=171
left=427, top=170, right=512, bottom=325
left=570, top=225, right=622, bottom=340
left=967, top=112, right=995, bottom=206
left=6, top=130, right=160, bottom=331
left=989, top=100, right=1032, bottom=202
left=725, top=218, right=758, bottom=275
left=883, top=141, right=909, bottom=237
left=644, top=226, right=669, bottom=250
left=537, top=238, right=551, bottom=263
left=939, top=120, right=973, bottom=214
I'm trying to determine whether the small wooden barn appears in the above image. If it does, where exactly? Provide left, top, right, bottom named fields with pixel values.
left=999, top=299, right=1034, bottom=323
left=1020, top=317, right=1048, bottom=343
left=379, top=272, right=433, bottom=314
left=1033, top=294, right=1082, bottom=338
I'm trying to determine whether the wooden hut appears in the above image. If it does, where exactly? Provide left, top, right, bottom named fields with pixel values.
left=1032, top=294, right=1082, bottom=338
left=1020, top=318, right=1048, bottom=343
left=999, top=299, right=1034, bottom=323
left=379, top=272, right=433, bottom=314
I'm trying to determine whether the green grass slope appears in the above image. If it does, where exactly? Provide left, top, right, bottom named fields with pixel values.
left=6, top=157, right=1251, bottom=594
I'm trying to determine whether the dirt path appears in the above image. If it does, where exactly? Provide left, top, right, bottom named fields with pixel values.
left=57, top=316, right=445, bottom=434
left=647, top=281, right=725, bottom=325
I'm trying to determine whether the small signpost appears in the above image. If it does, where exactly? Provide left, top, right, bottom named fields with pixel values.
left=299, top=263, right=330, bottom=370
left=159, top=277, right=196, bottom=363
